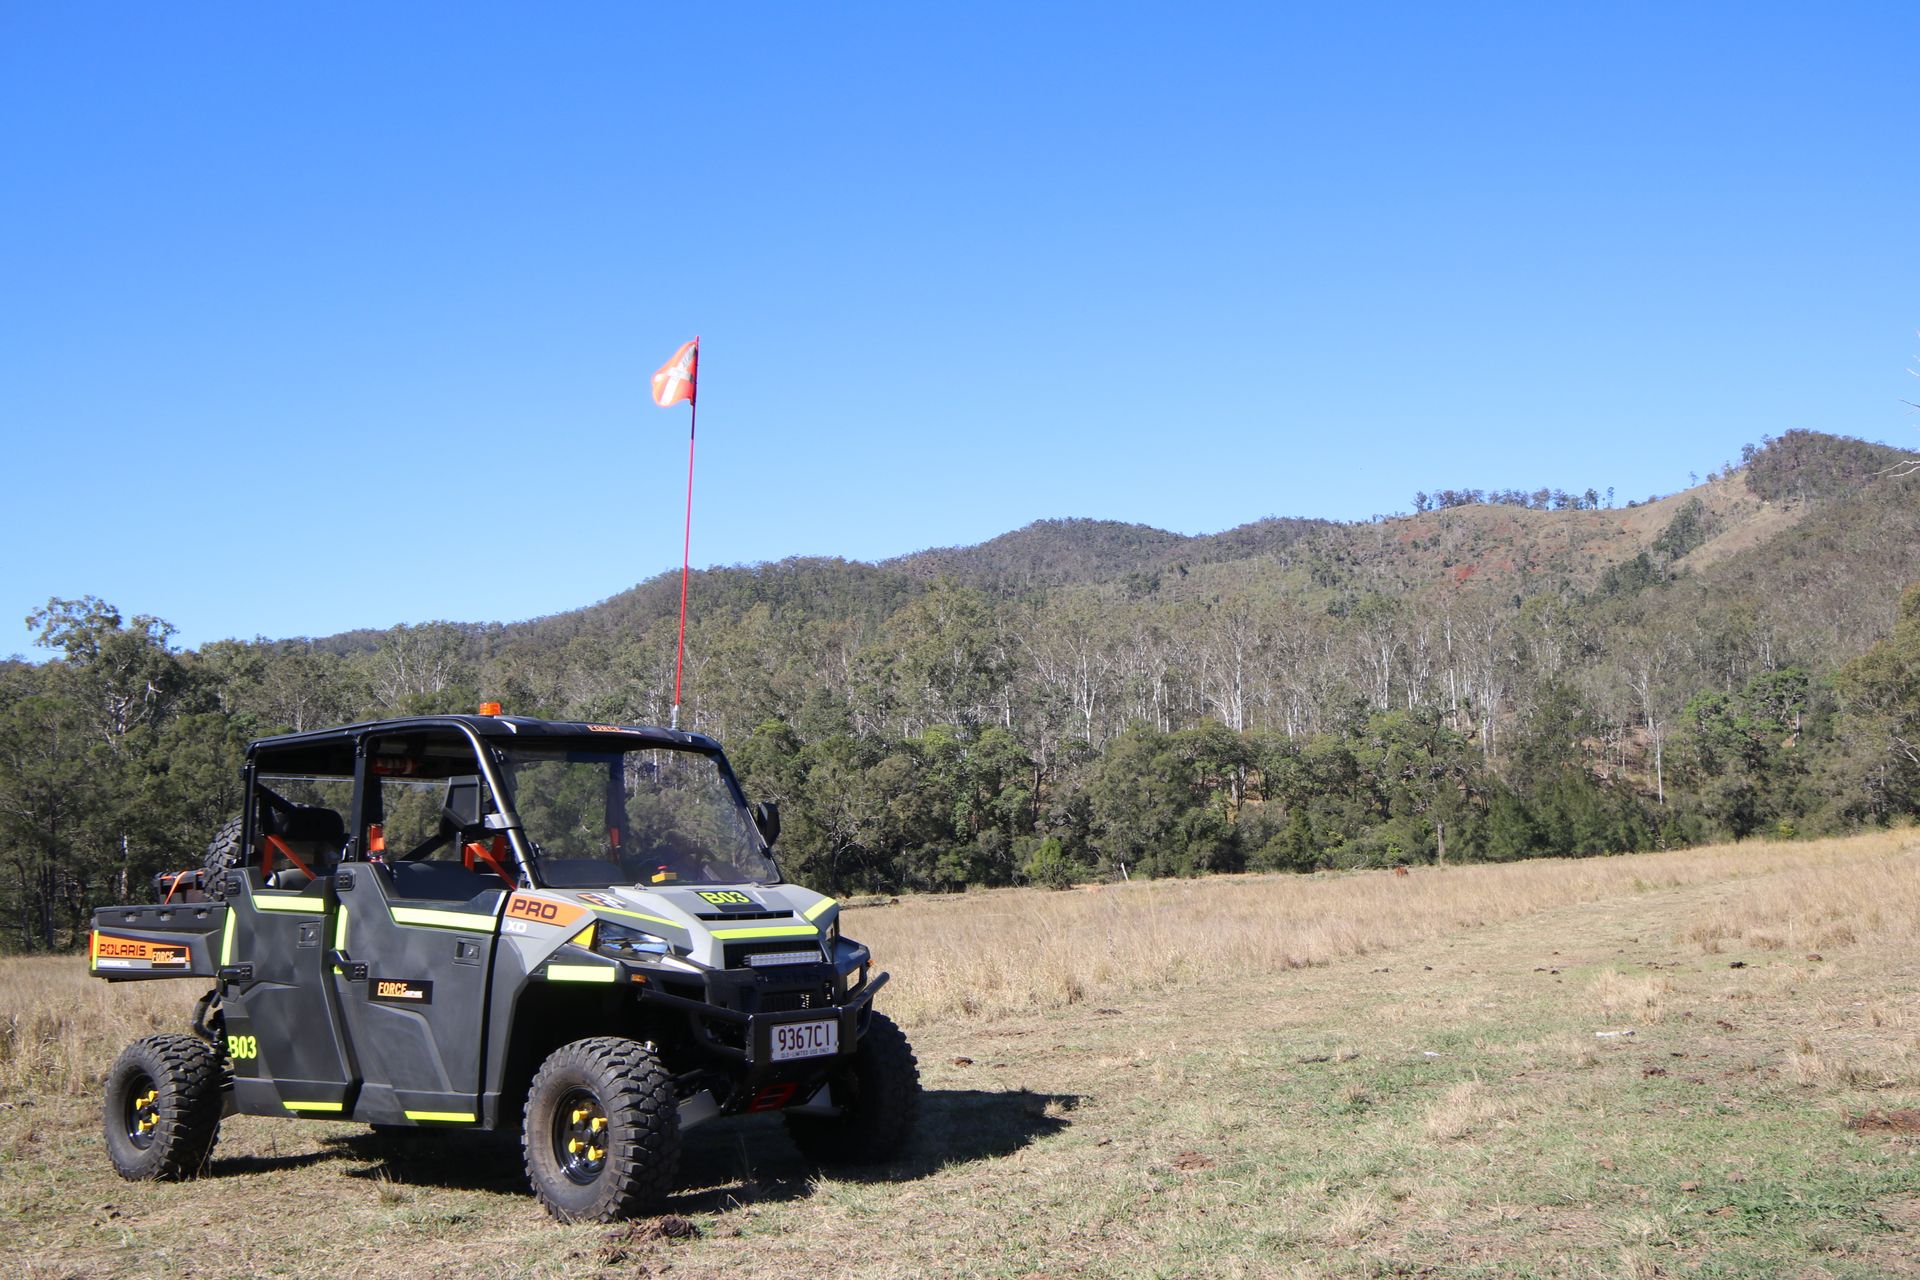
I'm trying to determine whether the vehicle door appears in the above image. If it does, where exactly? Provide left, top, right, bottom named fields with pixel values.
left=331, top=728, right=510, bottom=1125
left=221, top=757, right=356, bottom=1118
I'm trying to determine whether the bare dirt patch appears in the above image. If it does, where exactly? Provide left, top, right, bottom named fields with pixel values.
left=1848, top=1109, right=1920, bottom=1135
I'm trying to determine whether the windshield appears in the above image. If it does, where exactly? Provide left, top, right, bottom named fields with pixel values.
left=500, top=745, right=778, bottom=889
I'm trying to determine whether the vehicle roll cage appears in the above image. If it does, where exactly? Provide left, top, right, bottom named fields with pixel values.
left=240, top=714, right=775, bottom=893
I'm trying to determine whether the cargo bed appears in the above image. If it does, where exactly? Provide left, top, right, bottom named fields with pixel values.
left=90, top=902, right=228, bottom=980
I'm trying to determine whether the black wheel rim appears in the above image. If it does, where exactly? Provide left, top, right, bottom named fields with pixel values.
left=552, top=1087, right=609, bottom=1185
left=125, top=1071, right=160, bottom=1150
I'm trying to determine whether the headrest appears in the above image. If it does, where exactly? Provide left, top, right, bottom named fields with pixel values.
left=265, top=804, right=346, bottom=847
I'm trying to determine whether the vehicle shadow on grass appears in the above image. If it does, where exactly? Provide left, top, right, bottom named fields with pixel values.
left=208, top=1150, right=342, bottom=1177
left=255, top=1086, right=1076, bottom=1206
left=205, top=1130, right=530, bottom=1196
left=325, top=1129, right=532, bottom=1195
left=667, top=1087, right=1080, bottom=1213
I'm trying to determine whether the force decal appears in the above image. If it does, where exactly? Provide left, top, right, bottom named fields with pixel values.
left=371, top=979, right=434, bottom=1004
left=93, top=935, right=189, bottom=967
left=696, top=890, right=756, bottom=907
left=578, top=892, right=620, bottom=908
left=505, top=893, right=589, bottom=929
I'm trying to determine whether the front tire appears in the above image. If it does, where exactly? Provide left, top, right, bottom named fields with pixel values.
left=785, top=1013, right=920, bottom=1165
left=522, top=1037, right=680, bottom=1222
left=103, top=1034, right=223, bottom=1181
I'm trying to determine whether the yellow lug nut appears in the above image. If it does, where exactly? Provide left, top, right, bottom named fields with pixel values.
left=567, top=1138, right=583, bottom=1154
left=590, top=1116, right=606, bottom=1132
left=570, top=1106, right=590, bottom=1125
left=587, top=1145, right=604, bottom=1162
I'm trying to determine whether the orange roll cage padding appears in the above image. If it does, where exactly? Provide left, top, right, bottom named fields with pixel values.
left=262, top=833, right=317, bottom=882
left=463, top=836, right=516, bottom=887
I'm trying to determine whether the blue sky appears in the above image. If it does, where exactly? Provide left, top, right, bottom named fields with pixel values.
left=3, top=3, right=1916, bottom=653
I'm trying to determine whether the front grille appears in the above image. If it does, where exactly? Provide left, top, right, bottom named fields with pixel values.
left=759, top=989, right=823, bottom=1013
left=694, top=909, right=794, bottom=921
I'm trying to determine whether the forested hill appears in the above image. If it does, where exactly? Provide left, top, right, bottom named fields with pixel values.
left=294, top=428, right=1915, bottom=662
left=5, top=429, right=1919, bottom=950
left=885, top=516, right=1335, bottom=590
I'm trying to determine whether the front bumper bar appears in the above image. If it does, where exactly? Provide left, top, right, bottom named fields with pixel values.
left=637, top=969, right=890, bottom=1068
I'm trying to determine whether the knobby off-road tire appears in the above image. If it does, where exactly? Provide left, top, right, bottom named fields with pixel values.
left=202, top=815, right=245, bottom=898
left=103, top=1034, right=223, bottom=1181
left=785, top=1012, right=921, bottom=1165
left=523, top=1037, right=680, bottom=1222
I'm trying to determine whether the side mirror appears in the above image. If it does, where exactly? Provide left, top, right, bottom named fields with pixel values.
left=443, top=777, right=482, bottom=830
left=751, top=801, right=780, bottom=847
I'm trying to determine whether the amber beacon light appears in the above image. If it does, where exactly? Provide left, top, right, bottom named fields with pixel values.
left=477, top=702, right=502, bottom=716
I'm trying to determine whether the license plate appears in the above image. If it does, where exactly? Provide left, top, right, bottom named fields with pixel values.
left=770, top=1018, right=838, bottom=1062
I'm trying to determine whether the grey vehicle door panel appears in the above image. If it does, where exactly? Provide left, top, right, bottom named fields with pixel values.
left=331, top=864, right=504, bottom=1124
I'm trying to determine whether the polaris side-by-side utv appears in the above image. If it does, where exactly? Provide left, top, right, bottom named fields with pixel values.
left=88, top=712, right=918, bottom=1221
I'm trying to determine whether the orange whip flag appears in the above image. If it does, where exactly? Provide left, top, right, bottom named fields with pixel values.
left=654, top=337, right=700, bottom=729
left=651, top=338, right=698, bottom=408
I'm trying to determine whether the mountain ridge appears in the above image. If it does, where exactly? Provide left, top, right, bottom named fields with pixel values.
left=279, top=429, right=1914, bottom=675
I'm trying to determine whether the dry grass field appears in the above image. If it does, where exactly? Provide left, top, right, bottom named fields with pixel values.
left=5, top=830, right=1920, bottom=1279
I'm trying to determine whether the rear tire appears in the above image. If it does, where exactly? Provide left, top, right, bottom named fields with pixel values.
left=523, top=1037, right=680, bottom=1222
left=785, top=1013, right=920, bottom=1165
left=103, top=1034, right=223, bottom=1181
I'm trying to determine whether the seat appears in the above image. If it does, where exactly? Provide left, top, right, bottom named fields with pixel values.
left=262, top=805, right=347, bottom=890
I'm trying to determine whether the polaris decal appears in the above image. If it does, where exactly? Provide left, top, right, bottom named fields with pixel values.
left=92, top=935, right=189, bottom=969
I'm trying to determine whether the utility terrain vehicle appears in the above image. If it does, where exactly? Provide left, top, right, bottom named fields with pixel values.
left=90, top=711, right=917, bottom=1221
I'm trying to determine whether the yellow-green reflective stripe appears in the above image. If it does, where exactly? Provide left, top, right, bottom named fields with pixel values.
left=711, top=924, right=820, bottom=940
left=803, top=897, right=837, bottom=921
left=594, top=905, right=682, bottom=931
left=404, top=1110, right=475, bottom=1123
left=220, top=910, right=236, bottom=965
left=283, top=1100, right=345, bottom=1112
left=547, top=964, right=617, bottom=983
left=334, top=904, right=349, bottom=950
left=390, top=906, right=499, bottom=932
left=253, top=895, right=324, bottom=914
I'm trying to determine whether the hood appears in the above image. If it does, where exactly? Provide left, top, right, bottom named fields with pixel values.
left=504, top=880, right=839, bottom=971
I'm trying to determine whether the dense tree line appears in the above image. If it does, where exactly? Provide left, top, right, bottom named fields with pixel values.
left=1413, top=485, right=1609, bottom=513
left=3, top=431, right=1918, bottom=949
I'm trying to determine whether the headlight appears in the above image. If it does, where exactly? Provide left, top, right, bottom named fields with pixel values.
left=594, top=920, right=670, bottom=959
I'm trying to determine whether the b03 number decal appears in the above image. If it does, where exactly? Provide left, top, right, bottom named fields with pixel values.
left=227, top=1034, right=258, bottom=1060
left=697, top=890, right=754, bottom=906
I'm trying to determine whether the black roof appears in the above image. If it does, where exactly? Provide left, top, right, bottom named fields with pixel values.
left=248, top=714, right=722, bottom=759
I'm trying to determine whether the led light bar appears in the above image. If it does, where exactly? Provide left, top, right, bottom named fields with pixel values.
left=743, top=950, right=822, bottom=968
